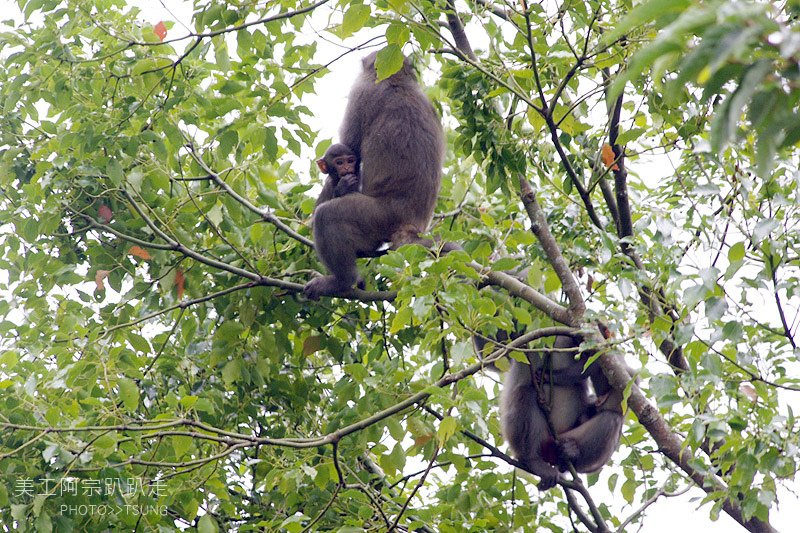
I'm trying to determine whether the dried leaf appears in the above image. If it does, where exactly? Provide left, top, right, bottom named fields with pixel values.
left=601, top=144, right=620, bottom=171
left=597, top=322, right=614, bottom=339
left=95, top=270, right=110, bottom=291
left=413, top=433, right=433, bottom=446
left=175, top=268, right=185, bottom=300
left=128, top=245, right=152, bottom=260
left=740, top=383, right=758, bottom=402
left=154, top=21, right=167, bottom=41
left=98, top=204, right=113, bottom=223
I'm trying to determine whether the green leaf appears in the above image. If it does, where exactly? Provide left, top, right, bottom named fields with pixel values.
left=341, top=4, right=371, bottom=37
left=218, top=129, right=238, bottom=159
left=543, top=270, right=561, bottom=293
left=117, top=378, right=139, bottom=411
left=34, top=511, right=52, bottom=533
left=437, top=416, right=458, bottom=443
left=375, top=45, right=404, bottom=81
left=491, top=257, right=520, bottom=271
left=713, top=60, right=772, bottom=152
left=173, top=435, right=193, bottom=458
left=222, top=359, right=242, bottom=385
left=616, top=128, right=646, bottom=145
left=602, top=0, right=691, bottom=46
left=180, top=395, right=198, bottom=409
left=214, top=38, right=231, bottom=71
left=728, top=242, right=745, bottom=262
left=107, top=159, right=124, bottom=186
left=621, top=477, right=637, bottom=504
left=386, top=21, right=410, bottom=46
left=722, top=321, right=743, bottom=342
left=198, top=514, right=219, bottom=533
left=0, top=350, right=19, bottom=370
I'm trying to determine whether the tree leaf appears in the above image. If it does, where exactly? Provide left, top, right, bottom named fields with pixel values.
left=341, top=4, right=371, bottom=37
left=117, top=378, right=139, bottom=411
left=375, top=45, right=404, bottom=81
left=154, top=21, right=167, bottom=41
left=128, top=246, right=152, bottom=260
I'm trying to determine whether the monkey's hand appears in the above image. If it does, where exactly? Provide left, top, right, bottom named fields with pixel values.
left=334, top=173, right=360, bottom=197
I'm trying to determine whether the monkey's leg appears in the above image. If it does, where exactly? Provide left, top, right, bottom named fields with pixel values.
left=554, top=410, right=623, bottom=473
left=304, top=194, right=395, bottom=300
left=390, top=226, right=463, bottom=254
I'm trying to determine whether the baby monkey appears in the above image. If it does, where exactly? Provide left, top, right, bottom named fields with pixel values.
left=311, top=143, right=366, bottom=291
left=315, top=143, right=360, bottom=209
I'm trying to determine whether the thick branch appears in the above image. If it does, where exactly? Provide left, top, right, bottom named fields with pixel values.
left=476, top=263, right=576, bottom=326
left=445, top=0, right=477, bottom=61
left=518, top=177, right=585, bottom=318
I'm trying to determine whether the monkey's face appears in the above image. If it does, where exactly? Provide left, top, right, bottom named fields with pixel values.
left=330, top=154, right=357, bottom=178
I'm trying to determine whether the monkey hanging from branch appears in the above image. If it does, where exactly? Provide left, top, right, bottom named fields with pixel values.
left=479, top=332, right=633, bottom=489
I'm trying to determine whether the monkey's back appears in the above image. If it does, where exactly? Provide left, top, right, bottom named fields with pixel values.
left=340, top=64, right=444, bottom=231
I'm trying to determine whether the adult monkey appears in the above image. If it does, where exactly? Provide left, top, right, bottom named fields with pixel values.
left=303, top=51, right=445, bottom=300
left=539, top=352, right=630, bottom=475
left=500, top=335, right=588, bottom=489
left=481, top=332, right=630, bottom=489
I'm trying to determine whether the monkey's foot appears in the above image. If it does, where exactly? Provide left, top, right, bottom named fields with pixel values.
left=534, top=468, right=561, bottom=491
left=303, top=275, right=360, bottom=301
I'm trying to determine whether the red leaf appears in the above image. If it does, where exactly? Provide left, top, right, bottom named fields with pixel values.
left=98, top=204, right=113, bottom=223
left=175, top=268, right=185, bottom=300
left=128, top=246, right=152, bottom=260
left=154, top=21, right=167, bottom=41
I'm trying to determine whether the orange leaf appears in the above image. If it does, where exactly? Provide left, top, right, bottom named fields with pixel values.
left=601, top=144, right=620, bottom=171
left=98, top=204, right=113, bottom=223
left=95, top=270, right=110, bottom=291
left=128, top=245, right=152, bottom=260
left=175, top=268, right=185, bottom=300
left=154, top=21, right=167, bottom=41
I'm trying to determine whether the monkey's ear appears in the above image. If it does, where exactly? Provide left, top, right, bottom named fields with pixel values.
left=316, top=158, right=328, bottom=173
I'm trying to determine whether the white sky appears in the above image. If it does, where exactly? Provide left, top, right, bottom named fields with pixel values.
left=0, top=1, right=797, bottom=531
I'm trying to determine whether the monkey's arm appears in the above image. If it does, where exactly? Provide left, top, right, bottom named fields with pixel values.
left=541, top=362, right=589, bottom=385
left=334, top=173, right=360, bottom=197
left=501, top=360, right=572, bottom=490
left=551, top=360, right=632, bottom=473
left=315, top=177, right=337, bottom=209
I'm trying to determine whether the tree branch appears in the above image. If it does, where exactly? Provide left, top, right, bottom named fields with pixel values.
left=517, top=177, right=586, bottom=318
